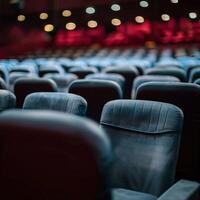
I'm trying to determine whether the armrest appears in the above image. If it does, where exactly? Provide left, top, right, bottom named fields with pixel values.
left=158, top=180, right=199, bottom=200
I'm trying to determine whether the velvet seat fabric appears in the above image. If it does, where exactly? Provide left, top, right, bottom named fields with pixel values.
left=136, top=82, right=200, bottom=181
left=14, top=78, right=58, bottom=108
left=0, top=89, right=16, bottom=111
left=0, top=110, right=112, bottom=200
left=145, top=67, right=187, bottom=82
left=86, top=73, right=125, bottom=96
left=100, top=100, right=183, bottom=197
left=69, top=79, right=122, bottom=121
left=69, top=67, right=98, bottom=79
left=23, top=92, right=87, bottom=116
left=104, top=66, right=138, bottom=98
left=44, top=73, right=78, bottom=92
left=132, top=75, right=180, bottom=98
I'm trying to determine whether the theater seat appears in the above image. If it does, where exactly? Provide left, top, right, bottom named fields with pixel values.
left=132, top=75, right=180, bottom=98
left=44, top=73, right=78, bottom=92
left=0, top=90, right=16, bottom=111
left=194, top=78, right=200, bottom=85
left=9, top=72, right=36, bottom=91
left=68, top=79, right=122, bottom=121
left=69, top=67, right=98, bottom=79
left=0, top=77, right=8, bottom=90
left=101, top=100, right=183, bottom=197
left=86, top=73, right=125, bottom=96
left=14, top=78, right=58, bottom=108
left=0, top=110, right=112, bottom=200
left=136, top=82, right=200, bottom=181
left=23, top=92, right=87, bottom=116
left=145, top=67, right=186, bottom=82
left=104, top=66, right=138, bottom=98
left=188, top=67, right=200, bottom=83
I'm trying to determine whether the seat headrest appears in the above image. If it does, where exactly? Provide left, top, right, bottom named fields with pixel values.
left=14, top=77, right=58, bottom=90
left=101, top=100, right=183, bottom=134
left=133, top=75, right=180, bottom=90
left=136, top=82, right=200, bottom=96
left=23, top=92, right=87, bottom=116
left=0, top=90, right=16, bottom=111
left=69, top=79, right=123, bottom=97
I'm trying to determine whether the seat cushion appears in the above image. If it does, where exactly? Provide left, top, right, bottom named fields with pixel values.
left=113, top=188, right=157, bottom=200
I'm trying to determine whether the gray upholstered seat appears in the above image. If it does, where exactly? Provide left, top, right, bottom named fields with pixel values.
left=86, top=73, right=125, bottom=96
left=104, top=66, right=138, bottom=98
left=0, top=90, right=16, bottom=111
left=44, top=73, right=78, bottom=92
left=14, top=78, right=58, bottom=108
left=69, top=79, right=122, bottom=121
left=23, top=92, right=87, bottom=116
left=135, top=82, right=200, bottom=181
left=0, top=110, right=112, bottom=200
left=145, top=67, right=186, bottom=82
left=188, top=67, right=200, bottom=83
left=100, top=100, right=183, bottom=197
left=69, top=67, right=98, bottom=79
left=132, top=75, right=180, bottom=98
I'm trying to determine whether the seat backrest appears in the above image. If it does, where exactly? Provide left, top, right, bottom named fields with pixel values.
left=0, top=77, right=7, bottom=90
left=86, top=73, right=125, bottom=96
left=23, top=92, right=87, bottom=116
left=132, top=75, right=180, bottom=98
left=9, top=72, right=36, bottom=91
left=188, top=67, right=200, bottom=83
left=0, top=110, right=112, bottom=200
left=136, top=82, right=200, bottom=181
left=69, top=67, right=98, bottom=79
left=68, top=79, right=122, bottom=122
left=14, top=78, right=58, bottom=108
left=104, top=66, right=138, bottom=98
left=145, top=67, right=187, bottom=82
left=100, top=100, right=183, bottom=196
left=44, top=73, right=78, bottom=92
left=0, top=90, right=16, bottom=111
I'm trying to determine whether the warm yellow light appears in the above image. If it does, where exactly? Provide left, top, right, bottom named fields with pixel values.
left=44, top=24, right=54, bottom=32
left=145, top=41, right=156, bottom=48
left=66, top=22, right=76, bottom=30
left=40, top=12, right=48, bottom=20
left=87, top=20, right=98, bottom=28
left=135, top=16, right=145, bottom=23
left=161, top=14, right=170, bottom=21
left=111, top=18, right=121, bottom=26
left=62, top=10, right=72, bottom=17
left=17, top=14, right=26, bottom=22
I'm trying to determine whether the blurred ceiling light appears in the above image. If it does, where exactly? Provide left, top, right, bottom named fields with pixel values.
left=40, top=12, right=48, bottom=20
left=62, top=10, right=72, bottom=17
left=161, top=14, right=170, bottom=21
left=17, top=14, right=25, bottom=22
left=111, top=18, right=121, bottom=26
left=135, top=16, right=145, bottom=23
left=189, top=12, right=197, bottom=19
left=139, top=1, right=149, bottom=8
left=111, top=4, right=121, bottom=11
left=171, top=0, right=179, bottom=3
left=44, top=24, right=54, bottom=32
left=88, top=20, right=98, bottom=28
left=86, top=7, right=95, bottom=14
left=66, top=22, right=76, bottom=30
left=145, top=41, right=157, bottom=48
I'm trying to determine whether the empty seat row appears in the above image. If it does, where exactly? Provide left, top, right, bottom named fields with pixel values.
left=0, top=100, right=198, bottom=199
